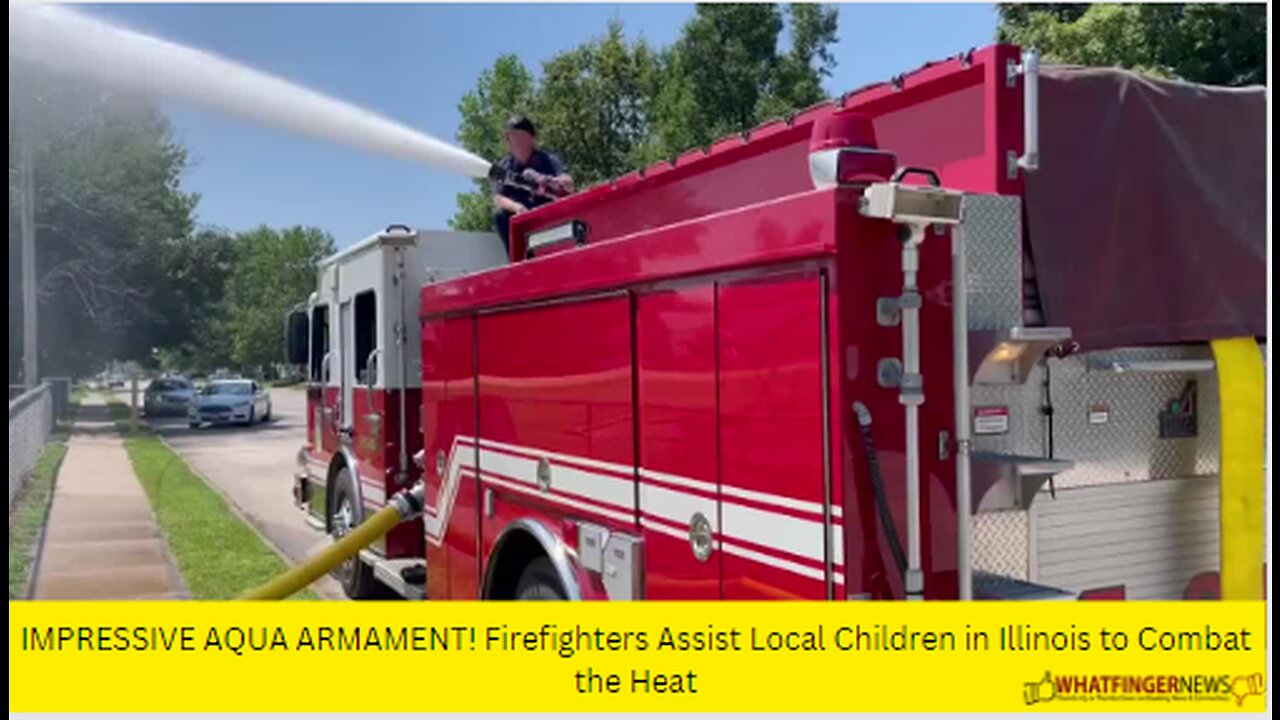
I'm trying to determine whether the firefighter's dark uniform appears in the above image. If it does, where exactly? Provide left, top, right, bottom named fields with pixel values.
left=491, top=149, right=567, bottom=253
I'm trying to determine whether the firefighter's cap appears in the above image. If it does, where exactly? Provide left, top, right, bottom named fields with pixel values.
left=505, top=115, right=537, bottom=136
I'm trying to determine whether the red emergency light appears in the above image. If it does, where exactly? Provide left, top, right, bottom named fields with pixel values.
left=807, top=110, right=897, bottom=188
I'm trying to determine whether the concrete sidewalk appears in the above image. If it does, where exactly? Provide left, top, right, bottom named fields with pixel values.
left=32, top=397, right=188, bottom=600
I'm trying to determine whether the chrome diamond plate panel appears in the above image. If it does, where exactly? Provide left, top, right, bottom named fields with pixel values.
left=961, top=194, right=1023, bottom=332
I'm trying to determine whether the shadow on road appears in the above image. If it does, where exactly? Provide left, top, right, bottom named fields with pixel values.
left=72, top=402, right=124, bottom=438
left=145, top=415, right=297, bottom=440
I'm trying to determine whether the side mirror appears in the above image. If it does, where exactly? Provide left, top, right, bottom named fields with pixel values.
left=285, top=310, right=309, bottom=365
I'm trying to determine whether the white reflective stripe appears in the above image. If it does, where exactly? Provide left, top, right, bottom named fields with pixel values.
left=435, top=435, right=847, bottom=584
left=641, top=468, right=839, bottom=519
left=640, top=482, right=718, bottom=531
left=638, top=468, right=717, bottom=496
left=721, top=484, right=843, bottom=519
left=721, top=540, right=841, bottom=584
left=478, top=448, right=634, bottom=511
left=547, top=465, right=635, bottom=511
left=722, top=501, right=827, bottom=566
left=474, top=437, right=633, bottom=478
left=481, top=474, right=634, bottom=525
left=639, top=516, right=693, bottom=543
left=424, top=436, right=471, bottom=544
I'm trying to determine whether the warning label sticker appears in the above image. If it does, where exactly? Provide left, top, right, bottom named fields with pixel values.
left=973, top=406, right=1010, bottom=436
left=1089, top=404, right=1111, bottom=425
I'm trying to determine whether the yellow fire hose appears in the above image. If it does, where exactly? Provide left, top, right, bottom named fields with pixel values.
left=1210, top=338, right=1266, bottom=601
left=240, top=484, right=425, bottom=600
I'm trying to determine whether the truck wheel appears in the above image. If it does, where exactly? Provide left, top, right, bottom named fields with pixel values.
left=330, top=468, right=377, bottom=599
left=515, top=557, right=566, bottom=600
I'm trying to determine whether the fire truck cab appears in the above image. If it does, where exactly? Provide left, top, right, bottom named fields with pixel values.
left=288, top=227, right=506, bottom=598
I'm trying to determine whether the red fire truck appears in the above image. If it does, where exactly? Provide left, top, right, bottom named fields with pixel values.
left=287, top=45, right=1266, bottom=601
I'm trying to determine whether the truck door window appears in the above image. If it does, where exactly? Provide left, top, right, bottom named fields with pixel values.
left=354, top=291, right=377, bottom=385
left=310, top=305, right=330, bottom=382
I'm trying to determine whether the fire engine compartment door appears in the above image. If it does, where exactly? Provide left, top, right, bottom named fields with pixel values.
left=477, top=294, right=637, bottom=594
left=637, top=285, right=720, bottom=599
left=717, top=270, right=833, bottom=600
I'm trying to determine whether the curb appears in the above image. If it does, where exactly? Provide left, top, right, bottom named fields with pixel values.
left=151, top=428, right=345, bottom=601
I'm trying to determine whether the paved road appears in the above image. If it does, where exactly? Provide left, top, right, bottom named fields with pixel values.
left=140, top=387, right=346, bottom=600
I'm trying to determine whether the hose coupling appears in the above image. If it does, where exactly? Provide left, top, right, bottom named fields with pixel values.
left=391, top=482, right=426, bottom=521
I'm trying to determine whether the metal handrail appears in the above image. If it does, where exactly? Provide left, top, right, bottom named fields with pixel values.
left=8, top=383, right=50, bottom=419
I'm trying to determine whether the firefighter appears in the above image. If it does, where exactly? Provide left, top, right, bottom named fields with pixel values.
left=491, top=115, right=574, bottom=253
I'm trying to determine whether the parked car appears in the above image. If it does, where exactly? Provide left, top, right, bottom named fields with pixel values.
left=188, top=379, right=272, bottom=428
left=144, top=377, right=197, bottom=416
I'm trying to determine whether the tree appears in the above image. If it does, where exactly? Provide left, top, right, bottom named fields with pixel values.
left=9, top=62, right=204, bottom=380
left=221, top=225, right=334, bottom=372
left=150, top=227, right=237, bottom=375
left=534, top=21, right=658, bottom=185
left=997, top=4, right=1266, bottom=86
left=653, top=4, right=787, bottom=152
left=649, top=3, right=840, bottom=154
left=762, top=4, right=840, bottom=118
left=450, top=5, right=841, bottom=227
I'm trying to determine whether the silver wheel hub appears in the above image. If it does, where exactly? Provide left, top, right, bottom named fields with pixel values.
left=332, top=499, right=356, bottom=574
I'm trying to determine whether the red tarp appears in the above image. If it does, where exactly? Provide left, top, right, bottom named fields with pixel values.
left=1025, top=66, right=1268, bottom=351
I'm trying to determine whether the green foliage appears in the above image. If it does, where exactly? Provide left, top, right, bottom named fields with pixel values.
left=997, top=4, right=1266, bottom=86
left=10, top=63, right=202, bottom=380
left=534, top=21, right=658, bottom=185
left=222, top=226, right=334, bottom=371
left=451, top=3, right=841, bottom=228
left=9, top=64, right=332, bottom=382
left=656, top=4, right=787, bottom=150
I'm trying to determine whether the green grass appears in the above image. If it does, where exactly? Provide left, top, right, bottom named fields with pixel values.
left=103, top=396, right=316, bottom=600
left=8, top=438, right=69, bottom=599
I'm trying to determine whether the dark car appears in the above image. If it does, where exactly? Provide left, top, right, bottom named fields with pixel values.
left=144, top=377, right=197, bottom=416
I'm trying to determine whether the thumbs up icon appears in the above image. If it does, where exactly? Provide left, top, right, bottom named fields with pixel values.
left=1230, top=673, right=1264, bottom=706
left=1024, top=672, right=1056, bottom=705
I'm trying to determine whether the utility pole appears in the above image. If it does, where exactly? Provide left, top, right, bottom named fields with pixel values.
left=17, top=84, right=39, bottom=390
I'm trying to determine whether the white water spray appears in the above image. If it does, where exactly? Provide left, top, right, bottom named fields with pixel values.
left=9, top=4, right=492, bottom=180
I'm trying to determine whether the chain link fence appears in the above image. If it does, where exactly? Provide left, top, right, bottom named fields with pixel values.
left=9, top=383, right=54, bottom=509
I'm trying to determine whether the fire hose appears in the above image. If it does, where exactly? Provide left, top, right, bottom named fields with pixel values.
left=488, top=164, right=569, bottom=202
left=239, top=484, right=425, bottom=600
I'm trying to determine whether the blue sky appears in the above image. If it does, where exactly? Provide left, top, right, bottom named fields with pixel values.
left=79, top=3, right=998, bottom=247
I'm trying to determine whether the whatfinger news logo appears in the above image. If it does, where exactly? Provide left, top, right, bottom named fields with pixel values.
left=1023, top=671, right=1265, bottom=706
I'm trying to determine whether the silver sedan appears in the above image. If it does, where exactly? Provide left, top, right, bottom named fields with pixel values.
left=188, top=379, right=273, bottom=428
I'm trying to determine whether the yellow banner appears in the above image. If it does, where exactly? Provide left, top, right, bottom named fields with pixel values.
left=8, top=601, right=1268, bottom=713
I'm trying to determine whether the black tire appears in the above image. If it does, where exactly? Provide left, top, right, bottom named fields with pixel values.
left=515, top=557, right=567, bottom=600
left=263, top=405, right=272, bottom=423
left=243, top=408, right=255, bottom=427
left=330, top=468, right=377, bottom=599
